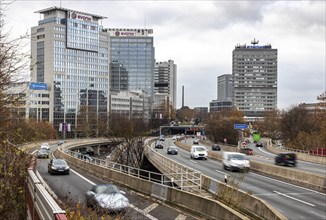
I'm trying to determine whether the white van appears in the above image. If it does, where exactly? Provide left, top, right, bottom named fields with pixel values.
left=190, top=145, right=207, bottom=160
left=222, top=152, right=250, bottom=172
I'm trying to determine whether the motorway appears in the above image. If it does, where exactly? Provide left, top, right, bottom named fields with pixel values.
left=34, top=145, right=198, bottom=220
left=158, top=138, right=326, bottom=220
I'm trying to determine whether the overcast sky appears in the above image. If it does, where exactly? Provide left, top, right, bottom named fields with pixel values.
left=2, top=0, right=325, bottom=110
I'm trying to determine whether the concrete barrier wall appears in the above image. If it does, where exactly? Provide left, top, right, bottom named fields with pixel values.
left=265, top=140, right=326, bottom=165
left=200, top=175, right=286, bottom=220
left=250, top=160, right=326, bottom=191
left=57, top=148, right=248, bottom=220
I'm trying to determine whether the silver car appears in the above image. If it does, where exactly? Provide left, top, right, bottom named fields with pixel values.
left=37, top=148, right=49, bottom=159
left=86, top=184, right=129, bottom=213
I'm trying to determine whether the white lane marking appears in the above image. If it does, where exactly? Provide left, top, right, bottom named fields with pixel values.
left=175, top=214, right=187, bottom=220
left=32, top=149, right=38, bottom=155
left=215, top=169, right=228, bottom=175
left=273, top=191, right=315, bottom=207
left=70, top=169, right=97, bottom=185
left=143, top=203, right=159, bottom=213
left=129, top=204, right=159, bottom=220
left=189, top=160, right=197, bottom=164
left=250, top=172, right=326, bottom=196
left=259, top=147, right=276, bottom=156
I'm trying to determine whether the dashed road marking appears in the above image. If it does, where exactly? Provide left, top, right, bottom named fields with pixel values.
left=175, top=213, right=187, bottom=220
left=273, top=191, right=315, bottom=207
left=144, top=203, right=159, bottom=213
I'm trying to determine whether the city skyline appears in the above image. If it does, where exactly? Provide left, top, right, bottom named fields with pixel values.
left=2, top=0, right=325, bottom=110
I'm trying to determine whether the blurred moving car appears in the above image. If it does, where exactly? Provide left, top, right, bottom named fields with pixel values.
left=212, top=144, right=221, bottom=151
left=275, top=152, right=296, bottom=167
left=190, top=145, right=207, bottom=160
left=155, top=141, right=164, bottom=149
left=256, top=142, right=263, bottom=147
left=240, top=148, right=253, bottom=155
left=37, top=148, right=49, bottom=159
left=222, top=152, right=250, bottom=172
left=193, top=139, right=199, bottom=145
left=40, top=143, right=50, bottom=150
left=48, top=159, right=70, bottom=175
left=172, top=136, right=177, bottom=141
left=167, top=146, right=178, bottom=155
left=86, top=184, right=129, bottom=213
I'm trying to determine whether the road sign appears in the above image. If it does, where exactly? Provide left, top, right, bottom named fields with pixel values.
left=234, top=124, right=248, bottom=129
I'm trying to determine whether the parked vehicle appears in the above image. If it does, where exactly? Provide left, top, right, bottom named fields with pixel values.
left=85, top=184, right=129, bottom=213
left=40, top=143, right=50, bottom=150
left=275, top=153, right=296, bottom=167
left=48, top=159, right=70, bottom=175
left=155, top=141, right=164, bottom=149
left=190, top=145, right=207, bottom=160
left=37, top=148, right=49, bottom=159
left=212, top=144, right=221, bottom=151
left=256, top=141, right=263, bottom=147
left=167, top=146, right=178, bottom=155
left=240, top=148, right=253, bottom=155
left=222, top=152, right=250, bottom=172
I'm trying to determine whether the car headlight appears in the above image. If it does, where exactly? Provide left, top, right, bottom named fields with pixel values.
left=65, top=166, right=70, bottom=170
left=51, top=166, right=57, bottom=170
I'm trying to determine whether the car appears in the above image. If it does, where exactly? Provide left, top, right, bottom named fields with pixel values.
left=58, top=140, right=65, bottom=145
left=159, top=135, right=165, bottom=141
left=155, top=141, right=164, bottom=149
left=256, top=142, right=263, bottom=147
left=222, top=152, right=250, bottom=172
left=85, top=184, right=129, bottom=213
left=240, top=148, right=253, bottom=155
left=190, top=145, right=207, bottom=160
left=193, top=139, right=199, bottom=145
left=37, top=148, right=49, bottom=159
left=167, top=146, right=178, bottom=155
left=212, top=144, right=221, bottom=151
left=40, top=143, right=50, bottom=150
left=48, top=159, right=70, bottom=175
left=80, top=147, right=94, bottom=156
left=172, top=136, right=177, bottom=141
left=275, top=152, right=296, bottom=167
left=75, top=152, right=93, bottom=162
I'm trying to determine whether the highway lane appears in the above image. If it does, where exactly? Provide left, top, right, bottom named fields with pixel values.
left=159, top=138, right=326, bottom=220
left=248, top=143, right=326, bottom=176
left=35, top=150, right=197, bottom=220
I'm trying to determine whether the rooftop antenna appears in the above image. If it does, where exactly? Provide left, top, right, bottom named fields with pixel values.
left=251, top=38, right=259, bottom=45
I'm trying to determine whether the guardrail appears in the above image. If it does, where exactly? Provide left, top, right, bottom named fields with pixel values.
left=26, top=158, right=67, bottom=220
left=58, top=139, right=249, bottom=219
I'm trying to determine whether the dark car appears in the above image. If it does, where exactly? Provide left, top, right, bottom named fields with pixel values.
left=48, top=159, right=70, bottom=175
left=167, top=146, right=178, bottom=155
left=37, top=148, right=49, bottom=159
left=155, top=141, right=164, bottom=149
left=193, top=139, right=199, bottom=145
left=86, top=184, right=129, bottom=213
left=212, top=144, right=221, bottom=151
left=275, top=153, right=296, bottom=167
left=240, top=148, right=253, bottom=155
left=80, top=147, right=94, bottom=156
left=256, top=141, right=263, bottom=147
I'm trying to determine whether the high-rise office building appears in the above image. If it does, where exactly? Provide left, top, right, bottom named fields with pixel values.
left=106, top=28, right=155, bottom=100
left=232, top=39, right=277, bottom=118
left=31, top=7, right=110, bottom=138
left=217, top=74, right=233, bottom=100
left=209, top=74, right=233, bottom=112
left=154, top=60, right=177, bottom=109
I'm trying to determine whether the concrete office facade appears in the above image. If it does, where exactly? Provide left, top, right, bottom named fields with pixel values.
left=232, top=42, right=277, bottom=117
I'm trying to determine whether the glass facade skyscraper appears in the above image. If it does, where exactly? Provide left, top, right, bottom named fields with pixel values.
left=31, top=7, right=110, bottom=138
left=107, top=29, right=155, bottom=101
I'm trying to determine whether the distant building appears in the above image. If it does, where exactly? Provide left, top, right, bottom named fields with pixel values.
left=154, top=60, right=177, bottom=109
left=232, top=39, right=277, bottom=117
left=210, top=74, right=233, bottom=112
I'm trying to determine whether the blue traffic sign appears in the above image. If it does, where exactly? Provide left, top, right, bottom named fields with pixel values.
left=234, top=124, right=248, bottom=129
